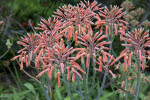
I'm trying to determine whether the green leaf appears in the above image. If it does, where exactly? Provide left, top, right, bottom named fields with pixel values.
left=0, top=94, right=12, bottom=99
left=64, top=96, right=70, bottom=100
left=99, top=91, right=119, bottom=100
left=24, top=83, right=36, bottom=94
left=55, top=85, right=62, bottom=100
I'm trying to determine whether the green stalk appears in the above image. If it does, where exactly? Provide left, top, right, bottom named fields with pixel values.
left=13, top=63, right=24, bottom=90
left=96, top=69, right=108, bottom=100
left=39, top=76, right=50, bottom=100
left=62, top=74, right=73, bottom=100
left=76, top=74, right=83, bottom=100
left=37, top=69, right=50, bottom=100
left=84, top=56, right=90, bottom=100
left=88, top=55, right=96, bottom=94
left=48, top=78, right=54, bottom=100
left=134, top=52, right=141, bottom=100
left=82, top=56, right=86, bottom=100
left=125, top=74, right=128, bottom=100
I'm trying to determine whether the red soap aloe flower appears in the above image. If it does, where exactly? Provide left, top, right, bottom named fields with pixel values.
left=95, top=54, right=116, bottom=78
left=95, top=5, right=128, bottom=37
left=77, top=25, right=111, bottom=68
left=36, top=39, right=86, bottom=87
left=121, top=28, right=150, bottom=71
left=53, top=0, right=102, bottom=41
left=11, top=33, right=42, bottom=70
left=77, top=25, right=110, bottom=55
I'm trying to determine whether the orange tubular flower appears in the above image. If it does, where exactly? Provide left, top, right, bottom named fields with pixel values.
left=86, top=54, right=90, bottom=68
left=58, top=72, right=61, bottom=88
left=66, top=66, right=70, bottom=80
left=128, top=52, right=133, bottom=66
left=72, top=69, right=76, bottom=83
left=124, top=56, right=128, bottom=72
left=95, top=56, right=103, bottom=72
left=47, top=66, right=54, bottom=79
left=141, top=56, right=145, bottom=71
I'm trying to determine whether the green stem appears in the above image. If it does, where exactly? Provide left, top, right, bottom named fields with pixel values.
left=125, top=74, right=128, bottom=100
left=47, top=79, right=54, bottom=100
left=96, top=69, right=107, bottom=100
left=134, top=53, right=141, bottom=100
left=76, top=74, right=83, bottom=100
left=39, top=76, right=50, bottom=100
left=88, top=55, right=96, bottom=94
left=63, top=74, right=73, bottom=100
left=84, top=56, right=90, bottom=100
left=68, top=81, right=82, bottom=97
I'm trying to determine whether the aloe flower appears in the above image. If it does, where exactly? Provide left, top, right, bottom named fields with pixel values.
left=95, top=53, right=116, bottom=78
left=119, top=28, right=149, bottom=71
left=35, top=17, right=63, bottom=48
left=95, top=5, right=128, bottom=37
left=53, top=0, right=102, bottom=41
left=80, top=0, right=103, bottom=12
left=78, top=25, right=110, bottom=54
left=36, top=39, right=86, bottom=87
left=11, top=33, right=42, bottom=70
left=35, top=17, right=61, bottom=33
left=77, top=25, right=110, bottom=67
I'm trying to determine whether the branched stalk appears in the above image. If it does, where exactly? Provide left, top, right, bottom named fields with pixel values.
left=48, top=78, right=54, bottom=100
left=96, top=68, right=107, bottom=100
left=125, top=74, right=128, bottom=100
left=76, top=74, right=83, bottom=100
left=62, top=74, right=73, bottom=100
left=88, top=55, right=96, bottom=94
left=39, top=76, right=50, bottom=100
left=106, top=74, right=135, bottom=96
left=84, top=56, right=90, bottom=100
left=68, top=81, right=82, bottom=97
left=134, top=52, right=141, bottom=100
left=22, top=69, right=47, bottom=88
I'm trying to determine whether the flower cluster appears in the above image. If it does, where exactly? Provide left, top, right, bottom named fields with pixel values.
left=11, top=1, right=149, bottom=96
left=95, top=5, right=128, bottom=38
left=121, top=28, right=150, bottom=71
left=11, top=33, right=42, bottom=70
left=53, top=0, right=102, bottom=42
left=142, top=20, right=150, bottom=29
left=36, top=39, right=86, bottom=87
left=121, top=0, right=134, bottom=10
